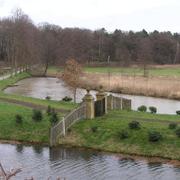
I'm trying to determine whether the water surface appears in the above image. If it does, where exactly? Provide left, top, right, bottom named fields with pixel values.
left=4, top=77, right=180, bottom=114
left=0, top=143, right=180, bottom=180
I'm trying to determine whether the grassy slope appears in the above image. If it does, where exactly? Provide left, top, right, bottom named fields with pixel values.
left=0, top=101, right=57, bottom=143
left=60, top=110, right=180, bottom=160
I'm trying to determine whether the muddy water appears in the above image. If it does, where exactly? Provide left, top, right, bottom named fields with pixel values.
left=4, top=77, right=180, bottom=114
left=0, top=143, right=180, bottom=180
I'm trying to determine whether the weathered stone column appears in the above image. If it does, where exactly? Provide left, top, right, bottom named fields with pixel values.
left=96, top=89, right=108, bottom=114
left=107, top=94, right=113, bottom=110
left=83, top=90, right=95, bottom=119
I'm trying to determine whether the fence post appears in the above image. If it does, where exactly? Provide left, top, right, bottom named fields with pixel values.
left=83, top=90, right=94, bottom=119
left=62, top=117, right=66, bottom=136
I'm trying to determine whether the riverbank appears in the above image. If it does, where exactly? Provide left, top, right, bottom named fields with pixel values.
left=47, top=66, right=180, bottom=100
left=59, top=110, right=180, bottom=160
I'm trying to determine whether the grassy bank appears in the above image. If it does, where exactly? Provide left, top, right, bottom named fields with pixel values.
left=0, top=101, right=56, bottom=143
left=47, top=65, right=180, bottom=100
left=0, top=72, right=76, bottom=111
left=59, top=110, right=180, bottom=160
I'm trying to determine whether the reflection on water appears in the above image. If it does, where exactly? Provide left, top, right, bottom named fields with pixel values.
left=4, top=77, right=180, bottom=114
left=0, top=144, right=180, bottom=180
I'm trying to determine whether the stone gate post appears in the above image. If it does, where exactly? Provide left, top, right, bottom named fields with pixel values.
left=83, top=90, right=95, bottom=119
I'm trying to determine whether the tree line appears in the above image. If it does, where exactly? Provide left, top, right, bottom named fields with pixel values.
left=0, top=9, right=180, bottom=72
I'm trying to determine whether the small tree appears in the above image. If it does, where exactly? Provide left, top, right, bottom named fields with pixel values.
left=62, top=59, right=82, bottom=103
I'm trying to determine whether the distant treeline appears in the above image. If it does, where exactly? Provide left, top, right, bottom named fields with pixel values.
left=0, top=9, right=180, bottom=70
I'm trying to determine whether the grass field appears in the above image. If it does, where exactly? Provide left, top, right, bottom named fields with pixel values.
left=60, top=110, right=180, bottom=160
left=47, top=65, right=180, bottom=77
left=0, top=101, right=59, bottom=143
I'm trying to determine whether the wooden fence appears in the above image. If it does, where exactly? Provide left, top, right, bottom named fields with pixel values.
left=107, top=95, right=131, bottom=110
left=50, top=103, right=86, bottom=146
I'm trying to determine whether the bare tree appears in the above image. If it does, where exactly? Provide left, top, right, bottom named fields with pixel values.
left=62, top=59, right=82, bottom=103
left=0, top=163, right=21, bottom=179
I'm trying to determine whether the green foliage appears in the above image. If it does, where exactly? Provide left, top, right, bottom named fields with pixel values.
left=117, top=129, right=129, bottom=139
left=15, top=114, right=23, bottom=124
left=62, top=96, right=72, bottom=102
left=137, top=105, right=147, bottom=112
left=32, top=109, right=42, bottom=122
left=149, top=106, right=157, bottom=114
left=49, top=111, right=59, bottom=125
left=129, top=121, right=141, bottom=129
left=176, top=110, right=180, bottom=115
left=175, top=128, right=180, bottom=137
left=91, top=125, right=98, bottom=133
left=169, top=123, right=177, bottom=129
left=45, top=96, right=51, bottom=100
left=46, top=105, right=52, bottom=115
left=148, top=131, right=162, bottom=142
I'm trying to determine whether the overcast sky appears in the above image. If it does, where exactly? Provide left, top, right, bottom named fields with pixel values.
left=0, top=0, right=180, bottom=32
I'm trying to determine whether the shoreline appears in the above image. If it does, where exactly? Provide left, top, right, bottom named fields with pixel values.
left=46, top=72, right=180, bottom=101
left=1, top=139, right=180, bottom=167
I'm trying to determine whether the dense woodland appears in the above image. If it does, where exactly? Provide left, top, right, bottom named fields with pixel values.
left=0, top=9, right=180, bottom=71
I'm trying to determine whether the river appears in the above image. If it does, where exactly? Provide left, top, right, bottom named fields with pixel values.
left=4, top=77, right=180, bottom=114
left=0, top=143, right=180, bottom=180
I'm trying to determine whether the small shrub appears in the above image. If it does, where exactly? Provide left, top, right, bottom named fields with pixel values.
left=91, top=125, right=98, bottom=133
left=118, top=130, right=129, bottom=139
left=129, top=121, right=141, bottom=129
left=49, top=111, right=59, bottom=125
left=62, top=96, right=72, bottom=102
left=32, top=109, right=42, bottom=122
left=176, top=110, right=180, bottom=115
left=45, top=96, right=51, bottom=100
left=175, top=128, right=180, bottom=137
left=46, top=105, right=52, bottom=116
left=148, top=131, right=162, bottom=142
left=169, top=123, right=177, bottom=129
left=137, top=105, right=147, bottom=112
left=149, top=106, right=157, bottom=114
left=15, top=114, right=23, bottom=124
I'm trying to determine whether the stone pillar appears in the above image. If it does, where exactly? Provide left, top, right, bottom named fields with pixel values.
left=96, top=90, right=108, bottom=114
left=107, top=94, right=113, bottom=110
left=83, top=90, right=94, bottom=119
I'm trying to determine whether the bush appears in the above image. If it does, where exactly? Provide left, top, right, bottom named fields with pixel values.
left=129, top=121, right=141, bottom=129
left=32, top=109, right=42, bottom=122
left=148, top=131, right=162, bottom=142
left=118, top=130, right=129, bottom=139
left=62, top=96, right=72, bottom=102
left=45, top=96, right=51, bottom=100
left=169, top=123, right=177, bottom=129
left=49, top=111, right=59, bottom=125
left=46, top=105, right=53, bottom=116
left=149, top=106, right=157, bottom=114
left=137, top=105, right=147, bottom=112
left=176, top=110, right=180, bottom=115
left=15, top=114, right=23, bottom=124
left=175, top=128, right=180, bottom=137
left=91, top=125, right=98, bottom=133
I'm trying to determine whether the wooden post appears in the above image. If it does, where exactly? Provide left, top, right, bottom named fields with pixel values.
left=62, top=117, right=66, bottom=136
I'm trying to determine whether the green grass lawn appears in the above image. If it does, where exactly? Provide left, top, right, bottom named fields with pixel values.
left=61, top=110, right=180, bottom=160
left=47, top=66, right=180, bottom=77
left=84, top=67, right=180, bottom=77
left=0, top=101, right=62, bottom=143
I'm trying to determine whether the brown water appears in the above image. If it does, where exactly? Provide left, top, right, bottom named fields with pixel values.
left=4, top=77, right=180, bottom=114
left=0, top=143, right=180, bottom=180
